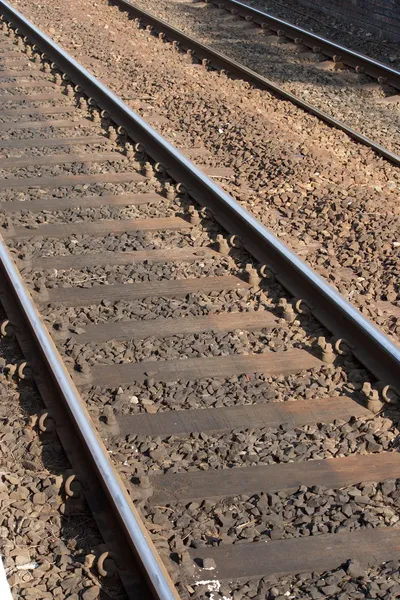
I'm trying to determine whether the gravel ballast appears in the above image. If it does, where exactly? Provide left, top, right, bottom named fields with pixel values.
left=182, top=559, right=400, bottom=599
left=1, top=11, right=400, bottom=599
left=0, top=307, right=126, bottom=600
left=127, top=0, right=400, bottom=154
left=82, top=363, right=367, bottom=416
left=112, top=415, right=397, bottom=475
left=7, top=0, right=400, bottom=344
left=145, top=478, right=400, bottom=548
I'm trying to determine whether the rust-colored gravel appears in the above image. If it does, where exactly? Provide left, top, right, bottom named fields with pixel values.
left=128, top=0, right=400, bottom=156
left=7, top=0, right=400, bottom=344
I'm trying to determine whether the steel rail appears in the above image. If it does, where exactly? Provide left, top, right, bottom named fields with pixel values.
left=0, top=12, right=181, bottom=600
left=211, top=0, right=400, bottom=90
left=0, top=255, right=180, bottom=594
left=1, top=1, right=399, bottom=389
left=107, top=0, right=400, bottom=167
left=0, top=246, right=179, bottom=600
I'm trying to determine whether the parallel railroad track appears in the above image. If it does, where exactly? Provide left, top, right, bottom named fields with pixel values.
left=0, top=1, right=400, bottom=599
left=107, top=0, right=400, bottom=166
left=202, top=0, right=400, bottom=91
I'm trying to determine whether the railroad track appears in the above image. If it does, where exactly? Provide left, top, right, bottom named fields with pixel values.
left=202, top=0, right=400, bottom=91
left=108, top=0, right=400, bottom=166
left=0, top=1, right=400, bottom=599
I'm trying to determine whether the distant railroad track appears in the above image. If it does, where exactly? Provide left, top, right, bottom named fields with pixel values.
left=205, top=0, right=400, bottom=91
left=0, top=0, right=400, bottom=598
left=108, top=0, right=400, bottom=167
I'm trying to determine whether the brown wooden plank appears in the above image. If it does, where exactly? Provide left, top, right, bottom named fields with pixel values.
left=0, top=52, right=21, bottom=58
left=0, top=55, right=30, bottom=60
left=0, top=51, right=29, bottom=58
left=181, top=147, right=209, bottom=158
left=0, top=91, right=62, bottom=100
left=63, top=309, right=278, bottom=344
left=4, top=192, right=161, bottom=214
left=0, top=117, right=88, bottom=131
left=27, top=246, right=216, bottom=270
left=40, top=275, right=250, bottom=306
left=116, top=396, right=367, bottom=437
left=88, top=349, right=321, bottom=387
left=0, top=56, right=30, bottom=62
left=6, top=216, right=191, bottom=239
left=0, top=70, right=42, bottom=78
left=0, top=60, right=33, bottom=68
left=0, top=63, right=35, bottom=71
left=151, top=451, right=400, bottom=504
left=0, top=56, right=32, bottom=62
left=0, top=135, right=105, bottom=150
left=0, top=80, right=55, bottom=89
left=0, top=151, right=126, bottom=170
left=187, top=527, right=400, bottom=581
left=0, top=151, right=125, bottom=170
left=0, top=171, right=144, bottom=190
left=206, top=167, right=234, bottom=178
left=0, top=105, right=75, bottom=117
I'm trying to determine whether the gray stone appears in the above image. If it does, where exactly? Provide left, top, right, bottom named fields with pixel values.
left=82, top=587, right=100, bottom=600
left=346, top=559, right=366, bottom=579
